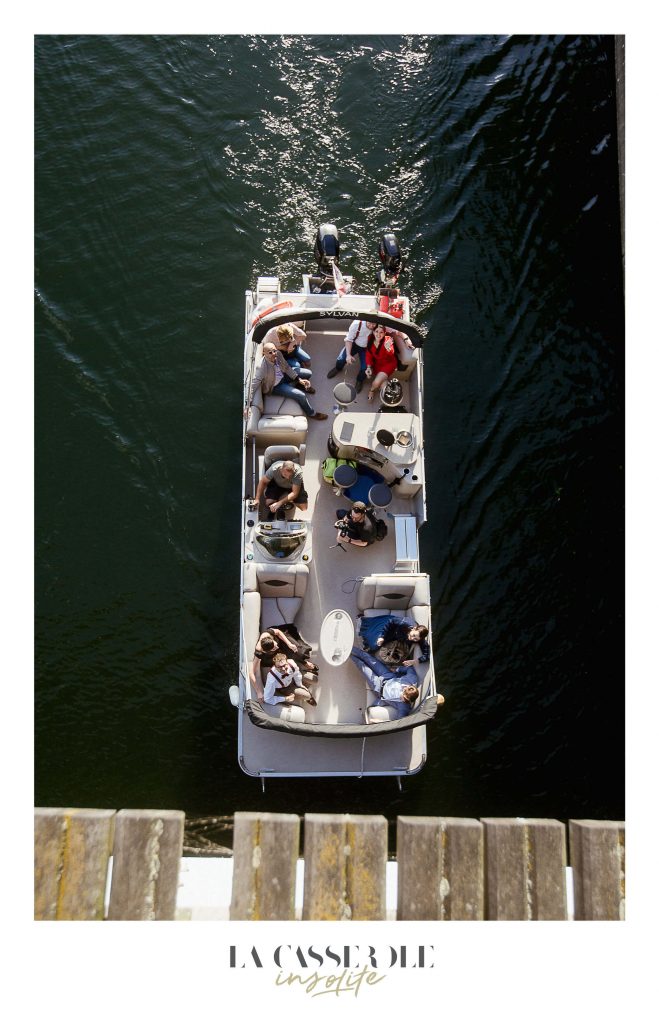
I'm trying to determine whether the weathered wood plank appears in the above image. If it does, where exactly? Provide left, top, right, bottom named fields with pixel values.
left=107, top=809, right=184, bottom=920
left=229, top=812, right=299, bottom=920
left=34, top=808, right=115, bottom=920
left=302, top=813, right=387, bottom=920
left=569, top=820, right=625, bottom=920
left=396, top=816, right=483, bottom=920
left=482, top=818, right=567, bottom=920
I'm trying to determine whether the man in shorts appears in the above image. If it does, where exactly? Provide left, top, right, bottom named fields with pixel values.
left=254, top=459, right=309, bottom=518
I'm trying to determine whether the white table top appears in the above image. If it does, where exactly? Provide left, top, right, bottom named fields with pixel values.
left=319, top=608, right=355, bottom=667
left=332, top=411, right=420, bottom=466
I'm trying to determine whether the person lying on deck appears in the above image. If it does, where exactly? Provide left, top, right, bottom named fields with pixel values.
left=359, top=615, right=430, bottom=666
left=349, top=647, right=419, bottom=719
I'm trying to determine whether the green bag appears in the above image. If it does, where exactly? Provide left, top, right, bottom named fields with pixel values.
left=321, top=457, right=357, bottom=484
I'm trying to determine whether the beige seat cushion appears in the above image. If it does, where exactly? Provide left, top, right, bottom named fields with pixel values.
left=394, top=348, right=417, bottom=381
left=242, top=591, right=261, bottom=671
left=356, top=574, right=430, bottom=612
left=255, top=562, right=309, bottom=625
left=365, top=705, right=396, bottom=723
left=246, top=386, right=308, bottom=445
left=262, top=702, right=306, bottom=723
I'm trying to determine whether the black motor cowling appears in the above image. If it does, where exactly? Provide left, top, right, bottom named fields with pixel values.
left=377, top=231, right=405, bottom=285
left=314, top=223, right=340, bottom=271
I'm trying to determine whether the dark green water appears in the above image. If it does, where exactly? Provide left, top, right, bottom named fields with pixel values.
left=35, top=35, right=624, bottom=828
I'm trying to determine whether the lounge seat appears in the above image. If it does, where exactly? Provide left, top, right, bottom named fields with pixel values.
left=246, top=386, right=308, bottom=446
left=242, top=562, right=310, bottom=717
left=255, top=445, right=307, bottom=522
left=355, top=573, right=433, bottom=722
left=246, top=339, right=309, bottom=445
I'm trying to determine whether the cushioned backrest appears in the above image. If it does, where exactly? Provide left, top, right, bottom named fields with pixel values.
left=356, top=574, right=430, bottom=612
left=242, top=591, right=262, bottom=675
left=408, top=605, right=430, bottom=628
left=373, top=585, right=415, bottom=609
left=255, top=562, right=309, bottom=598
left=243, top=562, right=258, bottom=592
left=264, top=703, right=306, bottom=723
left=264, top=445, right=301, bottom=469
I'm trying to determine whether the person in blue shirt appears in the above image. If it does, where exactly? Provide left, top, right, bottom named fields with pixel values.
left=349, top=647, right=419, bottom=719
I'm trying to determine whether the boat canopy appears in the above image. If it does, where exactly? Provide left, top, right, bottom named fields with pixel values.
left=251, top=306, right=426, bottom=348
left=245, top=694, right=439, bottom=738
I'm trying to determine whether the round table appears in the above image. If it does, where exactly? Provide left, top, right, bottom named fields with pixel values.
left=319, top=609, right=355, bottom=666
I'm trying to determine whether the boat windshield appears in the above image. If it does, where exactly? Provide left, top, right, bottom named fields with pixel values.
left=254, top=525, right=307, bottom=560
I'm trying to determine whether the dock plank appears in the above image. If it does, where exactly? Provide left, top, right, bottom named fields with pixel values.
left=569, top=820, right=625, bottom=920
left=396, top=816, right=483, bottom=919
left=482, top=818, right=567, bottom=920
left=107, top=809, right=184, bottom=920
left=230, top=812, right=299, bottom=920
left=303, top=813, right=387, bottom=920
left=34, top=808, right=115, bottom=920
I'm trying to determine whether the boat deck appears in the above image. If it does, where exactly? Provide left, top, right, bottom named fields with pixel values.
left=239, top=322, right=430, bottom=777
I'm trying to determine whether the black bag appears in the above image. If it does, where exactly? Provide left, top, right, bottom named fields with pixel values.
left=378, top=639, right=411, bottom=666
left=366, top=507, right=388, bottom=541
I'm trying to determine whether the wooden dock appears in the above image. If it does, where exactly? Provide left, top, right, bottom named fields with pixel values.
left=34, top=808, right=625, bottom=921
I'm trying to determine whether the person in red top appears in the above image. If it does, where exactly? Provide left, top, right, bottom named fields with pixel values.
left=365, top=324, right=399, bottom=401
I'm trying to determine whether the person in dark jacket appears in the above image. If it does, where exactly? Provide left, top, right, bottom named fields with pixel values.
left=359, top=615, right=430, bottom=666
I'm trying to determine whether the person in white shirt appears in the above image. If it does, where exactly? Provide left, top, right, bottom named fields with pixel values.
left=327, top=318, right=415, bottom=393
left=263, top=652, right=317, bottom=707
left=326, top=318, right=376, bottom=392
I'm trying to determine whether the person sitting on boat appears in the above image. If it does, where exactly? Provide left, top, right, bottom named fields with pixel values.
left=326, top=317, right=378, bottom=393
left=359, top=615, right=430, bottom=667
left=262, top=323, right=311, bottom=370
left=327, top=317, right=414, bottom=393
left=250, top=626, right=319, bottom=699
left=364, top=325, right=401, bottom=401
left=255, top=459, right=309, bottom=518
left=335, top=501, right=376, bottom=547
left=349, top=646, right=419, bottom=719
left=263, top=651, right=317, bottom=707
left=247, top=342, right=327, bottom=421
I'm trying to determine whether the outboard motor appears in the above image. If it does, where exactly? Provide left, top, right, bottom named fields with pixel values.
left=314, top=223, right=340, bottom=272
left=377, top=230, right=406, bottom=291
left=310, top=223, right=342, bottom=294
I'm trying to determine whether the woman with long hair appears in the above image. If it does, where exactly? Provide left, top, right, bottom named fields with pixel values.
left=364, top=324, right=399, bottom=401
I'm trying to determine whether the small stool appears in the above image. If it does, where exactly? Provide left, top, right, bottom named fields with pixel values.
left=333, top=463, right=358, bottom=494
left=333, top=381, right=356, bottom=409
left=368, top=482, right=392, bottom=511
